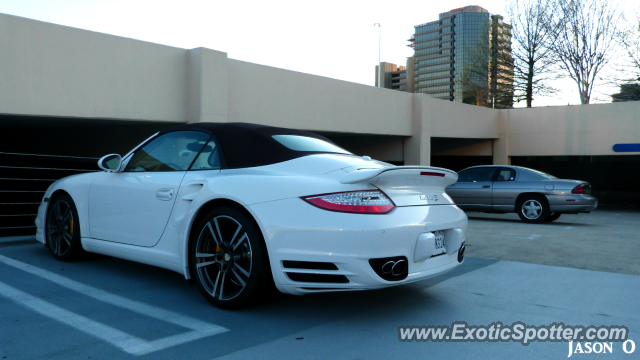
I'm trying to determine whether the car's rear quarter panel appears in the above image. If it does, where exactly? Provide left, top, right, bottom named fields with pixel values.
left=249, top=197, right=467, bottom=293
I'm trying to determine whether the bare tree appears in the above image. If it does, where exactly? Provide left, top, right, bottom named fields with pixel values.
left=461, top=18, right=514, bottom=109
left=460, top=26, right=491, bottom=107
left=611, top=13, right=640, bottom=102
left=618, top=13, right=640, bottom=72
left=550, top=0, right=623, bottom=104
left=506, top=0, right=560, bottom=107
left=489, top=16, right=515, bottom=108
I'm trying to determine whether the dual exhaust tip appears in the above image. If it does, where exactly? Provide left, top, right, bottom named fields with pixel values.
left=381, top=245, right=463, bottom=274
left=370, top=244, right=465, bottom=282
left=381, top=259, right=407, bottom=277
left=369, top=256, right=408, bottom=281
left=458, top=243, right=465, bottom=263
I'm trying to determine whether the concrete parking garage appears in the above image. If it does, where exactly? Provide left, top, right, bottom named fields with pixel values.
left=0, top=12, right=639, bottom=359
left=1, top=13, right=640, bottom=238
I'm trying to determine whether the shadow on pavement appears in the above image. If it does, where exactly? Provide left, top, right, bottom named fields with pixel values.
left=465, top=215, right=595, bottom=226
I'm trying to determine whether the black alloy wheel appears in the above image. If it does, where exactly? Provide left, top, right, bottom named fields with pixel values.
left=189, top=206, right=272, bottom=309
left=46, top=194, right=83, bottom=261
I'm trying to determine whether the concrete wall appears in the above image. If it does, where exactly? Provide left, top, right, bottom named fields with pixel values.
left=1, top=12, right=639, bottom=166
left=506, top=102, right=640, bottom=156
left=187, top=48, right=229, bottom=123
left=0, top=13, right=189, bottom=122
left=227, top=60, right=413, bottom=135
left=428, top=97, right=502, bottom=139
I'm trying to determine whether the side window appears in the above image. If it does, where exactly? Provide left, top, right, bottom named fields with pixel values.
left=125, top=131, right=211, bottom=172
left=457, top=167, right=497, bottom=182
left=189, top=139, right=222, bottom=170
left=457, top=169, right=477, bottom=183
left=495, top=168, right=516, bottom=181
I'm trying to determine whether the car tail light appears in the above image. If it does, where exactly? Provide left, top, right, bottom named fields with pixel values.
left=572, top=184, right=587, bottom=194
left=301, top=190, right=395, bottom=214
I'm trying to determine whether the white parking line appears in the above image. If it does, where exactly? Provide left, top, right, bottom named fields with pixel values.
left=534, top=225, right=574, bottom=230
left=0, top=281, right=147, bottom=353
left=0, top=254, right=228, bottom=355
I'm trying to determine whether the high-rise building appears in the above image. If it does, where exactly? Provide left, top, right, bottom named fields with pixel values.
left=375, top=62, right=404, bottom=90
left=375, top=58, right=414, bottom=92
left=409, top=5, right=513, bottom=105
left=489, top=14, right=514, bottom=108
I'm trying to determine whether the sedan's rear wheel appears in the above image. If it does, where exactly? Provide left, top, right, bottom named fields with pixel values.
left=189, top=207, right=272, bottom=309
left=546, top=212, right=562, bottom=222
left=516, top=195, right=549, bottom=223
left=46, top=194, right=83, bottom=261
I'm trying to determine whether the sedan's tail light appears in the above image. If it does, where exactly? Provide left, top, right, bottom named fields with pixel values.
left=301, top=190, right=395, bottom=214
left=572, top=184, right=587, bottom=194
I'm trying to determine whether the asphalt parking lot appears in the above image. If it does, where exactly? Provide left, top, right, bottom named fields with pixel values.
left=1, top=207, right=638, bottom=360
left=465, top=206, right=640, bottom=275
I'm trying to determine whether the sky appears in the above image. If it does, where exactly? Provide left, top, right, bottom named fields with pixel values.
left=0, top=0, right=636, bottom=107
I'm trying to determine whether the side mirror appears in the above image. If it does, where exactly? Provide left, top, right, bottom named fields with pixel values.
left=98, top=154, right=122, bottom=172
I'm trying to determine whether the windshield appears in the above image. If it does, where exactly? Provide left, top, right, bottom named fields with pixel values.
left=272, top=135, right=352, bottom=155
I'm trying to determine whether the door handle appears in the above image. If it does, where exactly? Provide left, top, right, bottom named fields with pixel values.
left=156, top=188, right=174, bottom=201
left=482, top=185, right=491, bottom=188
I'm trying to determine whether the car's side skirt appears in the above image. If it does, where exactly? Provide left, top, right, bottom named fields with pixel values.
left=491, top=204, right=515, bottom=212
left=81, top=238, right=185, bottom=276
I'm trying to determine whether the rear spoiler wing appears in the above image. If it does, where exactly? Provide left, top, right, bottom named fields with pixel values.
left=340, top=166, right=458, bottom=185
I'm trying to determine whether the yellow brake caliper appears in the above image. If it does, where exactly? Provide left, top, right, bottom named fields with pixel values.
left=216, top=244, right=221, bottom=270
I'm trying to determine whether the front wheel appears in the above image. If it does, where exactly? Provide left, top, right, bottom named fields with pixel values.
left=46, top=194, right=84, bottom=261
left=189, top=206, right=272, bottom=309
left=516, top=195, right=549, bottom=223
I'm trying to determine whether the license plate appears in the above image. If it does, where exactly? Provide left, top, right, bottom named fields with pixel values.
left=433, top=231, right=446, bottom=255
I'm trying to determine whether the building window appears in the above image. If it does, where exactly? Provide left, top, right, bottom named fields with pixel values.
left=415, top=35, right=440, bottom=44
left=418, top=78, right=452, bottom=86
left=417, top=70, right=452, bottom=79
left=415, top=63, right=453, bottom=72
left=417, top=56, right=452, bottom=65
left=424, top=84, right=452, bottom=91
left=415, top=23, right=439, bottom=34
left=440, top=25, right=453, bottom=33
left=415, top=47, right=440, bottom=55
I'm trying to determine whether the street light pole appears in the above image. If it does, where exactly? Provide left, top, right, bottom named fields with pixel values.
left=374, top=23, right=381, bottom=88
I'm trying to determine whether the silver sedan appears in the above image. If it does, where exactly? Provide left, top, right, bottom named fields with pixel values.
left=445, top=165, right=598, bottom=223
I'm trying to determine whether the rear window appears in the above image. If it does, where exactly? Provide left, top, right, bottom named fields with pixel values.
left=272, top=135, right=352, bottom=154
left=524, top=167, right=558, bottom=179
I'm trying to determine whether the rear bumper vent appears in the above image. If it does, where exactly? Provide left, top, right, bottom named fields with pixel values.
left=286, top=273, right=349, bottom=283
left=282, top=261, right=338, bottom=270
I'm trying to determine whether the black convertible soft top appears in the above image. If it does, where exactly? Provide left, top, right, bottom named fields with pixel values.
left=158, top=122, right=348, bottom=169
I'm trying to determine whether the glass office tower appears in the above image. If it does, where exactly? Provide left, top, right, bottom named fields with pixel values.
left=411, top=6, right=511, bottom=104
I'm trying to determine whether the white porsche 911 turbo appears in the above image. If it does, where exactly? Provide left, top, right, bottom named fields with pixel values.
left=35, top=123, right=467, bottom=308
